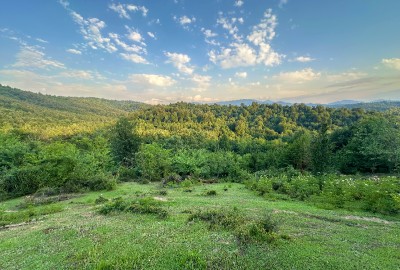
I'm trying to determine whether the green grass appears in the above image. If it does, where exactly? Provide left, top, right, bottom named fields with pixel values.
left=1, top=182, right=399, bottom=269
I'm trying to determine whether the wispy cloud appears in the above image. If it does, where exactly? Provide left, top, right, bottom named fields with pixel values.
left=234, top=0, right=244, bottom=7
left=147, top=32, right=156, bottom=39
left=60, top=1, right=117, bottom=53
left=13, top=45, right=65, bottom=70
left=165, top=52, right=194, bottom=75
left=66, top=48, right=82, bottom=55
left=274, top=68, right=321, bottom=83
left=36, top=38, right=48, bottom=44
left=235, top=72, right=247, bottom=78
left=382, top=58, right=400, bottom=70
left=125, top=26, right=146, bottom=46
left=293, top=56, right=315, bottom=63
left=129, top=74, right=176, bottom=87
left=278, top=0, right=288, bottom=8
left=109, top=3, right=148, bottom=19
left=120, top=53, right=149, bottom=64
left=174, top=15, right=196, bottom=30
left=210, top=9, right=282, bottom=69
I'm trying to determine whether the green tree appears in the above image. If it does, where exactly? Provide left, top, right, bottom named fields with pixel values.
left=110, top=117, right=140, bottom=166
left=311, top=124, right=333, bottom=174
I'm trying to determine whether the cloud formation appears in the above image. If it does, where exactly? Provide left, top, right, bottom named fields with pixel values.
left=13, top=46, right=65, bottom=70
left=109, top=3, right=148, bottom=19
left=129, top=74, right=176, bottom=87
left=165, top=52, right=194, bottom=75
left=382, top=58, right=400, bottom=70
left=210, top=9, right=282, bottom=69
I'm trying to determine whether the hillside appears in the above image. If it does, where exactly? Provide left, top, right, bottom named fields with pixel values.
left=213, top=99, right=400, bottom=111
left=0, top=84, right=147, bottom=137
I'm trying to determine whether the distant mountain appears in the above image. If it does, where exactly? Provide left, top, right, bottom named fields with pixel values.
left=213, top=98, right=400, bottom=111
left=339, top=101, right=400, bottom=111
left=214, top=99, right=291, bottom=106
left=327, top=100, right=361, bottom=106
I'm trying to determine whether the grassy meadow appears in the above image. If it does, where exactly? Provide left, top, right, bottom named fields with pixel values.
left=1, top=182, right=399, bottom=270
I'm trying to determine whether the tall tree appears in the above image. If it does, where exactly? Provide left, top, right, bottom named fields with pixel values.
left=110, top=117, right=140, bottom=166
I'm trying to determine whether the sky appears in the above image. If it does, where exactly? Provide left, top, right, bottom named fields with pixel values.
left=0, top=0, right=399, bottom=104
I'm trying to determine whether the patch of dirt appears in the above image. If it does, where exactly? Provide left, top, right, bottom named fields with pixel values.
left=272, top=209, right=298, bottom=215
left=343, top=215, right=392, bottom=224
left=153, top=196, right=168, bottom=202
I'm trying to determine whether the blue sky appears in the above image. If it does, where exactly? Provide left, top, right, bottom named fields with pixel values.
left=0, top=0, right=399, bottom=104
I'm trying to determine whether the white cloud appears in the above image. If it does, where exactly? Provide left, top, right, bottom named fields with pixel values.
left=179, top=15, right=195, bottom=25
left=109, top=33, right=146, bottom=54
left=201, top=28, right=217, bottom=38
left=59, top=0, right=69, bottom=8
left=165, top=52, right=194, bottom=75
left=13, top=45, right=65, bottom=70
left=66, top=48, right=82, bottom=55
left=274, top=68, right=321, bottom=82
left=127, top=29, right=144, bottom=44
left=129, top=74, right=176, bottom=87
left=58, top=70, right=104, bottom=80
left=234, top=0, right=244, bottom=7
left=293, top=56, right=315, bottom=63
left=211, top=9, right=282, bottom=68
left=36, top=38, right=48, bottom=44
left=68, top=10, right=117, bottom=53
left=147, top=32, right=156, bottom=39
left=235, top=72, right=247, bottom=78
left=247, top=9, right=277, bottom=45
left=109, top=3, right=148, bottom=19
left=174, top=15, right=196, bottom=30
left=120, top=53, right=149, bottom=64
left=209, top=43, right=257, bottom=68
left=278, top=0, right=288, bottom=8
left=126, top=4, right=148, bottom=17
left=191, top=74, right=212, bottom=90
left=217, top=15, right=241, bottom=41
left=201, top=28, right=219, bottom=46
left=382, top=58, right=400, bottom=70
left=109, top=3, right=130, bottom=19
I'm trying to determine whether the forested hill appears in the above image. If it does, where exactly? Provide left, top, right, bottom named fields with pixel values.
left=0, top=84, right=147, bottom=137
left=333, top=101, right=400, bottom=111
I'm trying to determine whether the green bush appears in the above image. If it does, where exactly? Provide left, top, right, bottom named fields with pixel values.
left=99, top=197, right=168, bottom=218
left=187, top=208, right=240, bottom=230
left=204, top=190, right=217, bottom=196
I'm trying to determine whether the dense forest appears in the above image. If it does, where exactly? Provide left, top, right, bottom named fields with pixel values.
left=1, top=85, right=400, bottom=214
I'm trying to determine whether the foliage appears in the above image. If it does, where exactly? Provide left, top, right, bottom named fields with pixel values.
left=246, top=172, right=400, bottom=215
left=99, top=196, right=168, bottom=218
left=110, top=117, right=140, bottom=166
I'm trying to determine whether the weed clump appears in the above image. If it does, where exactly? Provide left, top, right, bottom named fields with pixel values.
left=187, top=208, right=283, bottom=245
left=235, top=213, right=279, bottom=245
left=98, top=197, right=168, bottom=219
left=188, top=208, right=240, bottom=230
left=204, top=190, right=217, bottom=196
left=95, top=195, right=109, bottom=204
left=127, top=197, right=168, bottom=219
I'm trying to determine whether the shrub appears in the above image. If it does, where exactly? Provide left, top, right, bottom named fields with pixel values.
left=127, top=197, right=168, bottom=219
left=95, top=195, right=109, bottom=204
left=204, top=190, right=217, bottom=196
left=159, top=190, right=168, bottom=196
left=187, top=208, right=241, bottom=230
left=235, top=213, right=279, bottom=245
left=98, top=197, right=129, bottom=215
left=99, top=197, right=168, bottom=219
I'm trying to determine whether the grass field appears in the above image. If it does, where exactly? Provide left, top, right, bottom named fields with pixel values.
left=1, top=182, right=399, bottom=269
